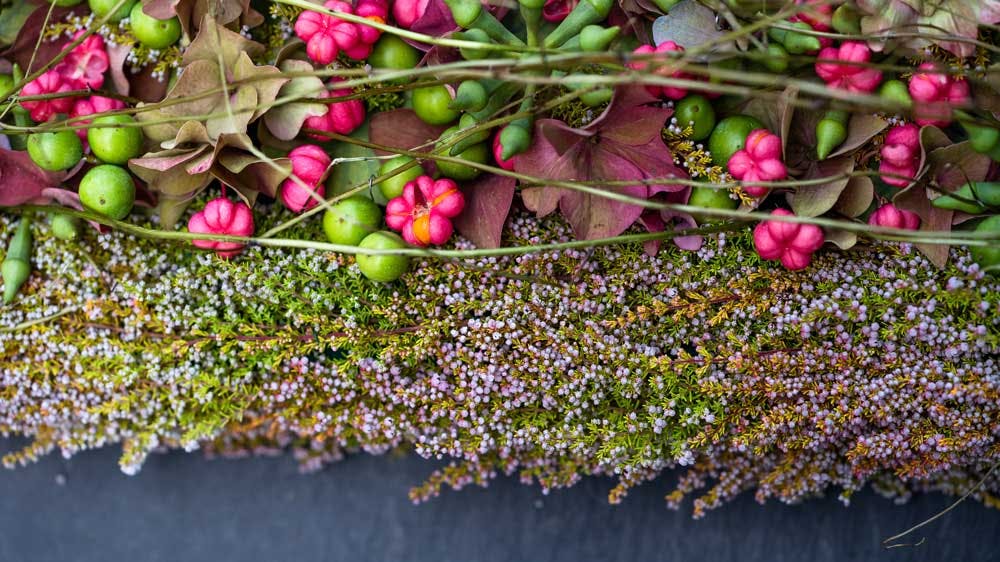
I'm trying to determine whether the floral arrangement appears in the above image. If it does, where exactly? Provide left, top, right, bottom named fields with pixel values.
left=1, top=0, right=999, bottom=516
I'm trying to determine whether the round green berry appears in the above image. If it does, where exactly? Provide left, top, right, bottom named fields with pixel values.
left=27, top=130, right=83, bottom=171
left=323, top=196, right=382, bottom=246
left=707, top=115, right=764, bottom=167
left=412, top=85, right=459, bottom=126
left=129, top=3, right=182, bottom=49
left=368, top=35, right=421, bottom=83
left=50, top=214, right=80, bottom=240
left=0, top=74, right=13, bottom=99
left=687, top=185, right=739, bottom=223
left=436, top=141, right=488, bottom=181
left=674, top=95, right=716, bottom=142
left=377, top=156, right=424, bottom=200
left=79, top=164, right=135, bottom=220
left=88, top=0, right=136, bottom=23
left=356, top=231, right=410, bottom=283
left=87, top=114, right=143, bottom=165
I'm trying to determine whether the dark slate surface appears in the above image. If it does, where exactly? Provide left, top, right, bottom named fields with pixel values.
left=0, top=440, right=997, bottom=562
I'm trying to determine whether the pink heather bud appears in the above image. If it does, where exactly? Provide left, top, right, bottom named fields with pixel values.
left=908, top=63, right=969, bottom=126
left=392, top=0, right=430, bottom=27
left=295, top=0, right=383, bottom=65
left=19, top=70, right=74, bottom=123
left=385, top=175, right=465, bottom=246
left=56, top=31, right=109, bottom=90
left=868, top=203, right=920, bottom=230
left=814, top=42, right=882, bottom=93
left=542, top=0, right=578, bottom=22
left=879, top=123, right=920, bottom=188
left=280, top=145, right=331, bottom=213
left=187, top=197, right=255, bottom=258
left=629, top=42, right=689, bottom=100
left=70, top=95, right=127, bottom=139
left=726, top=129, right=786, bottom=198
left=492, top=128, right=515, bottom=171
left=303, top=81, right=366, bottom=139
left=753, top=208, right=824, bottom=271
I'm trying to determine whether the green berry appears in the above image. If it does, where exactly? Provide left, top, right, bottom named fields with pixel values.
left=87, top=114, right=143, bottom=165
left=0, top=74, right=14, bottom=99
left=377, top=156, right=424, bottom=200
left=27, top=130, right=83, bottom=171
left=707, top=115, right=764, bottom=167
left=674, top=95, right=716, bottom=142
left=129, top=3, right=182, bottom=49
left=79, top=165, right=135, bottom=220
left=688, top=185, right=739, bottom=215
left=356, top=231, right=410, bottom=282
left=969, top=215, right=1000, bottom=275
left=456, top=29, right=493, bottom=61
left=436, top=128, right=488, bottom=181
left=760, top=43, right=789, bottom=74
left=368, top=34, right=421, bottom=83
left=412, top=85, right=459, bottom=126
left=88, top=0, right=136, bottom=23
left=879, top=79, right=913, bottom=111
left=50, top=0, right=84, bottom=6
left=50, top=214, right=81, bottom=241
left=323, top=196, right=382, bottom=246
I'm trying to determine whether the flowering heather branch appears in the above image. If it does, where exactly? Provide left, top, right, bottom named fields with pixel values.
left=0, top=211, right=997, bottom=515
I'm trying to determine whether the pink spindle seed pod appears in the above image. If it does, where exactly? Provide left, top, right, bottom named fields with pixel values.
left=492, top=128, right=515, bottom=171
left=280, top=145, right=331, bottom=213
left=908, top=63, right=970, bottom=126
left=303, top=82, right=366, bottom=139
left=542, top=0, right=578, bottom=22
left=19, top=70, right=75, bottom=123
left=628, top=42, right=690, bottom=100
left=879, top=123, right=921, bottom=188
left=726, top=129, right=787, bottom=198
left=392, top=0, right=430, bottom=27
left=70, top=95, right=127, bottom=140
left=790, top=0, right=833, bottom=46
left=56, top=31, right=109, bottom=90
left=868, top=203, right=920, bottom=230
left=187, top=197, right=256, bottom=258
left=753, top=208, right=825, bottom=271
left=385, top=175, right=465, bottom=246
left=295, top=0, right=384, bottom=65
left=814, top=41, right=882, bottom=93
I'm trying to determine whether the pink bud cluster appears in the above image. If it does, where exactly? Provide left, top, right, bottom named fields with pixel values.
left=281, top=145, right=331, bottom=213
left=907, top=63, right=970, bottom=127
left=386, top=175, right=465, bottom=246
left=294, top=0, right=389, bottom=65
left=753, top=208, right=824, bottom=270
left=814, top=41, right=882, bottom=93
left=727, top=129, right=786, bottom=198
left=303, top=80, right=366, bottom=140
left=187, top=197, right=256, bottom=258
left=629, top=42, right=689, bottom=100
left=868, top=203, right=920, bottom=230
left=879, top=123, right=921, bottom=188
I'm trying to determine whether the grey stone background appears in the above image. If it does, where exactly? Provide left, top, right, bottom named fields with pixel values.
left=0, top=439, right=997, bottom=562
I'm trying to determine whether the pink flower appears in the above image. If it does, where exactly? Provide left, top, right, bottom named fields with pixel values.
left=629, top=42, right=689, bottom=100
left=879, top=123, right=920, bottom=188
left=303, top=80, right=366, bottom=139
left=280, top=145, right=331, bottom=213
left=55, top=31, right=109, bottom=90
left=753, top=208, right=824, bottom=270
left=868, top=203, right=920, bottom=230
left=392, top=0, right=430, bottom=27
left=19, top=70, right=74, bottom=123
left=726, top=129, right=786, bottom=198
left=814, top=42, right=882, bottom=93
left=492, top=128, right=515, bottom=171
left=70, top=95, right=126, bottom=140
left=187, top=197, right=255, bottom=258
left=385, top=175, right=465, bottom=246
left=908, top=63, right=970, bottom=126
left=294, top=0, right=385, bottom=65
left=542, top=0, right=578, bottom=22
